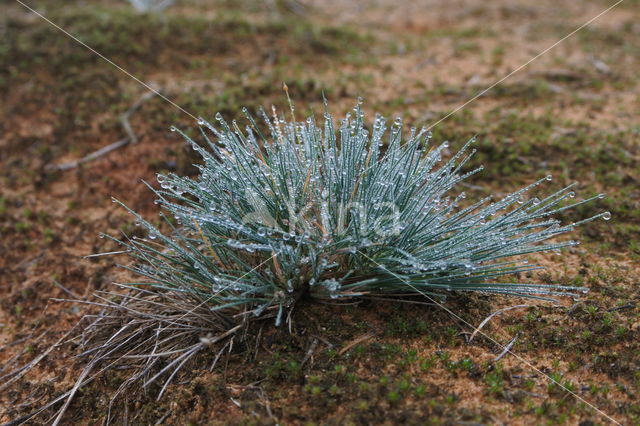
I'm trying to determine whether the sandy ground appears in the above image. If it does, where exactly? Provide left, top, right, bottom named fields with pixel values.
left=1, top=0, right=638, bottom=424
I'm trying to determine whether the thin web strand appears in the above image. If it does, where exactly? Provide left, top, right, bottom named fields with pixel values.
left=14, top=0, right=197, bottom=122
left=357, top=250, right=621, bottom=425
left=14, top=1, right=623, bottom=423
left=425, top=0, right=625, bottom=130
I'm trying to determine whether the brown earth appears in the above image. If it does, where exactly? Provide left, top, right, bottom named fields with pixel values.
left=1, top=0, right=639, bottom=424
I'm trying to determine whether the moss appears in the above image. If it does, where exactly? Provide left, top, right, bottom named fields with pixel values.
left=14, top=221, right=31, bottom=233
left=2, top=0, right=639, bottom=423
left=1, top=9, right=370, bottom=90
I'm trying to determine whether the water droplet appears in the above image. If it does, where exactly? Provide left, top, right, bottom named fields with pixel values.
left=597, top=193, right=605, bottom=199
left=169, top=126, right=177, bottom=132
left=545, top=174, right=553, bottom=181
left=568, top=191, right=575, bottom=198
left=602, top=211, right=611, bottom=221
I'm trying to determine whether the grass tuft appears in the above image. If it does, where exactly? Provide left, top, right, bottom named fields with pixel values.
left=47, top=99, right=609, bottom=420
left=109, top=99, right=607, bottom=314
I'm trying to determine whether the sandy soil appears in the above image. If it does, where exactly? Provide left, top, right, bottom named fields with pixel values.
left=1, top=0, right=638, bottom=424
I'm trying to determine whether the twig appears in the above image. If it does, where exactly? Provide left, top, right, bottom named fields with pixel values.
left=338, top=332, right=377, bottom=356
left=300, top=338, right=318, bottom=367
left=468, top=304, right=530, bottom=343
left=49, top=91, right=157, bottom=171
left=0, top=335, right=32, bottom=354
left=566, top=302, right=581, bottom=316
left=0, top=329, right=73, bottom=392
left=257, top=387, right=276, bottom=422
left=52, top=138, right=130, bottom=171
left=310, top=334, right=334, bottom=348
left=0, top=332, right=49, bottom=376
left=121, top=91, right=156, bottom=144
left=6, top=367, right=103, bottom=426
left=494, top=334, right=518, bottom=362
left=154, top=409, right=172, bottom=425
left=607, top=302, right=636, bottom=312
left=362, top=296, right=437, bottom=306
left=252, top=323, right=264, bottom=362
left=52, top=279, right=83, bottom=300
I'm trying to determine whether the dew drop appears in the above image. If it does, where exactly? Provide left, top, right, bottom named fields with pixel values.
left=545, top=174, right=553, bottom=181
left=169, top=126, right=177, bottom=132
left=568, top=191, right=575, bottom=198
left=602, top=211, right=611, bottom=221
left=597, top=193, right=606, bottom=199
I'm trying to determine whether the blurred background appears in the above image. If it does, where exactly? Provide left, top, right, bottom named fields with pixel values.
left=1, top=0, right=639, bottom=424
